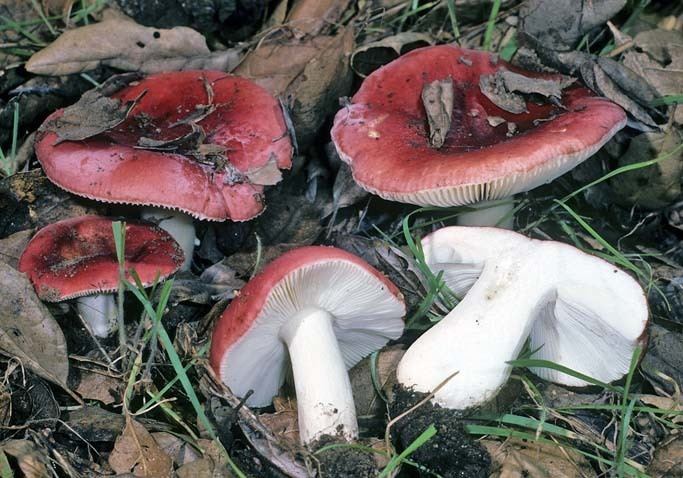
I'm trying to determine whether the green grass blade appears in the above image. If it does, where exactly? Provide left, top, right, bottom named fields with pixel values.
left=124, top=280, right=246, bottom=478
left=446, top=0, right=460, bottom=41
left=482, top=0, right=501, bottom=51
left=378, top=424, right=437, bottom=478
left=509, top=358, right=623, bottom=393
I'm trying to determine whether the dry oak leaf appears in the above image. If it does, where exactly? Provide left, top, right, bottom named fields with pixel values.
left=235, top=27, right=354, bottom=147
left=26, top=15, right=240, bottom=76
left=351, top=32, right=433, bottom=77
left=1, top=440, right=51, bottom=478
left=483, top=438, right=596, bottom=477
left=648, top=435, right=683, bottom=477
left=74, top=369, right=122, bottom=405
left=175, top=439, right=235, bottom=478
left=284, top=0, right=353, bottom=35
left=0, top=261, right=69, bottom=389
left=109, top=415, right=173, bottom=478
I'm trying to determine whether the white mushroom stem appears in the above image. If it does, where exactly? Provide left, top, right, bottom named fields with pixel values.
left=456, top=199, right=515, bottom=229
left=141, top=207, right=196, bottom=271
left=278, top=307, right=358, bottom=445
left=76, top=294, right=118, bottom=338
left=397, top=254, right=537, bottom=409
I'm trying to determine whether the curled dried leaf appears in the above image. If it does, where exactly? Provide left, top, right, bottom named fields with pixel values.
left=422, top=78, right=454, bottom=149
left=108, top=415, right=173, bottom=477
left=0, top=261, right=69, bottom=391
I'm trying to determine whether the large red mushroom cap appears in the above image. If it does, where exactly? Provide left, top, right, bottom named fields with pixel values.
left=210, top=246, right=406, bottom=407
left=331, top=45, right=627, bottom=206
left=35, top=71, right=293, bottom=221
left=18, top=215, right=184, bottom=301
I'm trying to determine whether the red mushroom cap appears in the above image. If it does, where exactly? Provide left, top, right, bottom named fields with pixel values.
left=210, top=246, right=406, bottom=406
left=35, top=71, right=293, bottom=221
left=18, top=215, right=184, bottom=301
left=331, top=45, right=627, bottom=206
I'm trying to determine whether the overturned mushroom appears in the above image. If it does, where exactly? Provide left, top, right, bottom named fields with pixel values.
left=210, top=246, right=405, bottom=445
left=18, top=216, right=184, bottom=337
left=35, top=70, right=293, bottom=270
left=331, top=45, right=626, bottom=228
left=397, top=226, right=648, bottom=409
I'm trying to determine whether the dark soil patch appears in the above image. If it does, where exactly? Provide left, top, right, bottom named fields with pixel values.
left=390, top=386, right=491, bottom=478
left=314, top=435, right=376, bottom=478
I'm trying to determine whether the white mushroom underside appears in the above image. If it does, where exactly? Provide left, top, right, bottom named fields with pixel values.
left=397, top=227, right=648, bottom=409
left=221, top=260, right=405, bottom=407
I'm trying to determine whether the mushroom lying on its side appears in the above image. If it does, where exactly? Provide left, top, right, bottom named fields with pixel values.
left=210, top=246, right=406, bottom=445
left=397, top=226, right=649, bottom=410
left=18, top=216, right=184, bottom=337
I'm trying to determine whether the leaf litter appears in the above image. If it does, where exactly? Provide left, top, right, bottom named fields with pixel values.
left=2, top=0, right=683, bottom=476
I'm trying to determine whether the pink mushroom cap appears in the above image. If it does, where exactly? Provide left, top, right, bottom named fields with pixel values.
left=35, top=71, right=293, bottom=221
left=18, top=215, right=184, bottom=301
left=210, top=246, right=406, bottom=406
left=331, top=45, right=627, bottom=206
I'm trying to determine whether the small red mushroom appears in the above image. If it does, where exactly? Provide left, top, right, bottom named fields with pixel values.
left=331, top=45, right=626, bottom=227
left=210, top=246, right=406, bottom=445
left=35, top=71, right=293, bottom=270
left=18, top=216, right=184, bottom=337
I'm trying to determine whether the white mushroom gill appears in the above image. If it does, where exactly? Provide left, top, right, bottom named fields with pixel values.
left=218, top=258, right=405, bottom=446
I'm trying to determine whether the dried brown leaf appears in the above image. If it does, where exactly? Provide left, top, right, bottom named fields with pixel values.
left=351, top=32, right=433, bottom=77
left=48, top=88, right=137, bottom=142
left=648, top=435, right=683, bottom=477
left=1, top=440, right=51, bottom=478
left=483, top=438, right=596, bottom=477
left=151, top=432, right=202, bottom=467
left=624, top=29, right=683, bottom=125
left=259, top=397, right=300, bottom=448
left=74, top=370, right=122, bottom=405
left=109, top=415, right=173, bottom=477
left=26, top=15, right=241, bottom=76
left=0, top=261, right=69, bottom=389
left=422, top=78, right=454, bottom=149
left=0, top=229, right=33, bottom=269
left=638, top=395, right=683, bottom=424
left=245, top=155, right=283, bottom=186
left=235, top=28, right=354, bottom=147
left=175, top=440, right=234, bottom=478
left=285, top=0, right=353, bottom=35
left=609, top=129, right=683, bottom=209
left=323, top=161, right=368, bottom=216
left=520, top=0, right=626, bottom=50
left=349, top=344, right=406, bottom=416
left=590, top=62, right=658, bottom=128
left=479, top=70, right=568, bottom=114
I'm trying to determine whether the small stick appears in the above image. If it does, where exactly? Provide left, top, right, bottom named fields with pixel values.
left=384, top=370, right=459, bottom=452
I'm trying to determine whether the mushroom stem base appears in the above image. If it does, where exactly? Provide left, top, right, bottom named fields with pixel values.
left=76, top=294, right=117, bottom=338
left=279, top=307, right=358, bottom=446
left=456, top=199, right=515, bottom=229
left=141, top=207, right=195, bottom=271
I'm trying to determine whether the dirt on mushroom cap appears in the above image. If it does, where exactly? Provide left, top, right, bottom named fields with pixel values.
left=34, top=71, right=293, bottom=222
